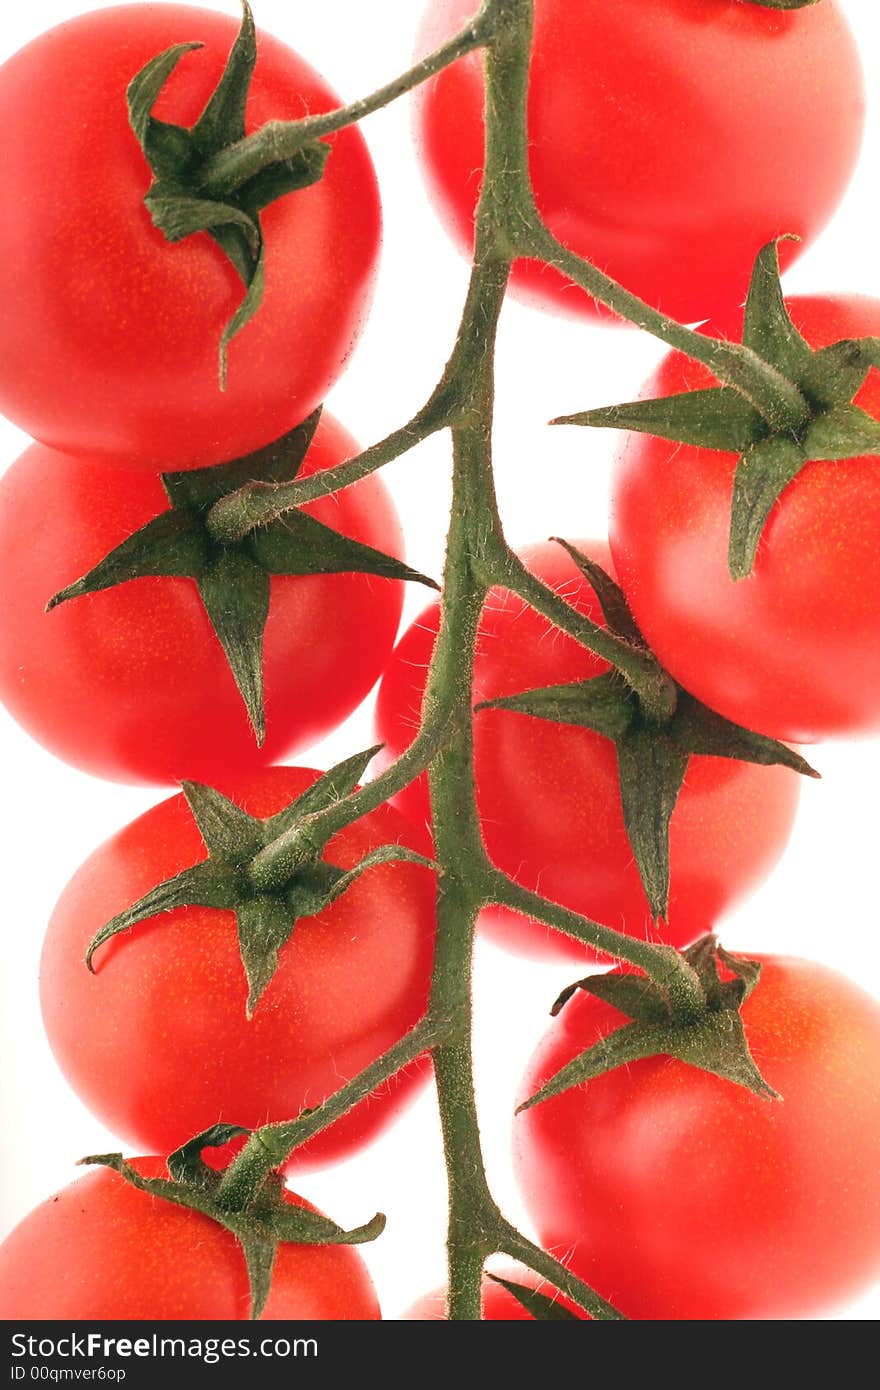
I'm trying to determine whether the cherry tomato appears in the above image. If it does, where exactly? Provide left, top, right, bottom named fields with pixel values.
left=515, top=956, right=880, bottom=1321
left=405, top=1268, right=583, bottom=1320
left=610, top=296, right=880, bottom=743
left=0, top=6, right=380, bottom=470
left=40, top=767, right=435, bottom=1172
left=0, top=414, right=407, bottom=786
left=375, top=541, right=800, bottom=963
left=415, top=0, right=862, bottom=324
left=0, top=1159, right=380, bottom=1320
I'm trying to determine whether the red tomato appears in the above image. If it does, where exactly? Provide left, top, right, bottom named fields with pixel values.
left=610, top=297, right=880, bottom=743
left=405, top=1268, right=583, bottom=1320
left=374, top=541, right=800, bottom=963
left=0, top=6, right=380, bottom=470
left=0, top=1159, right=380, bottom=1320
left=415, top=0, right=862, bottom=324
left=0, top=414, right=407, bottom=786
left=515, top=957, right=880, bottom=1321
left=40, top=767, right=435, bottom=1171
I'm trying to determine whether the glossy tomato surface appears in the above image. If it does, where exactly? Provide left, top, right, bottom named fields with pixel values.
left=0, top=5, right=380, bottom=469
left=415, top=0, right=862, bottom=323
left=404, top=1268, right=584, bottom=1320
left=611, top=297, right=880, bottom=743
left=40, top=768, right=435, bottom=1171
left=374, top=541, right=800, bottom=963
left=515, top=957, right=880, bottom=1321
left=0, top=415, right=406, bottom=785
left=0, top=1160, right=381, bottom=1320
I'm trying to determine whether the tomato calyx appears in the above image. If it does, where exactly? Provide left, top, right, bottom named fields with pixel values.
left=82, top=1125, right=384, bottom=1320
left=127, top=1, right=331, bottom=385
left=485, top=1273, right=583, bottom=1321
left=555, top=240, right=880, bottom=579
left=478, top=540, right=817, bottom=920
left=85, top=748, right=435, bottom=1017
left=47, top=409, right=436, bottom=746
left=519, top=936, right=777, bottom=1112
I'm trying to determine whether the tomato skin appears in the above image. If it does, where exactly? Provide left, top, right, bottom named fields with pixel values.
left=610, top=297, right=880, bottom=744
left=0, top=6, right=380, bottom=471
left=0, top=414, right=406, bottom=786
left=515, top=957, right=880, bottom=1321
left=0, top=1159, right=380, bottom=1320
left=374, top=541, right=800, bottom=963
left=415, top=0, right=862, bottom=324
left=404, top=1269, right=583, bottom=1320
left=40, top=767, right=435, bottom=1172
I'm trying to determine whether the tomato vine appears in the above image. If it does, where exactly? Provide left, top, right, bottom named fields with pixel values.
left=4, top=0, right=879, bottom=1323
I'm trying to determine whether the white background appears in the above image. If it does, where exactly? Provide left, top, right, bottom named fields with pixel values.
left=2, top=0, right=880, bottom=1321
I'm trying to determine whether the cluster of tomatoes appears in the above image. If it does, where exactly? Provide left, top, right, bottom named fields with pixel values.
left=1, top=0, right=880, bottom=1324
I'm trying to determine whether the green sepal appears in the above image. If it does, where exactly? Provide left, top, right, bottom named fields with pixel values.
left=799, top=339, right=880, bottom=410
left=263, top=744, right=384, bottom=841
left=249, top=510, right=438, bottom=589
left=668, top=691, right=819, bottom=780
left=143, top=185, right=260, bottom=252
left=615, top=726, right=688, bottom=921
left=85, top=859, right=246, bottom=971
left=198, top=550, right=271, bottom=744
left=127, top=43, right=203, bottom=176
left=477, top=671, right=635, bottom=743
left=551, top=538, right=644, bottom=646
left=126, top=2, right=331, bottom=384
left=190, top=0, right=255, bottom=152
left=728, top=436, right=806, bottom=579
left=486, top=1275, right=582, bottom=1321
left=551, top=970, right=672, bottom=1024
left=46, top=511, right=209, bottom=609
left=285, top=844, right=437, bottom=918
left=801, top=404, right=880, bottom=462
left=81, top=1127, right=384, bottom=1320
left=741, top=239, right=813, bottom=377
left=235, top=895, right=297, bottom=1018
left=181, top=781, right=265, bottom=862
left=553, top=387, right=765, bottom=454
left=163, top=412, right=323, bottom=510
left=520, top=939, right=777, bottom=1112
left=48, top=413, right=435, bottom=745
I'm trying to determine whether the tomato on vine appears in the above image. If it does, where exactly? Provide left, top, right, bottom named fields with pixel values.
left=515, top=955, right=880, bottom=1321
left=609, top=295, right=880, bottom=743
left=0, top=414, right=426, bottom=786
left=0, top=4, right=380, bottom=470
left=40, top=765, right=436, bottom=1169
left=415, top=0, right=862, bottom=324
left=375, top=540, right=801, bottom=962
left=0, top=1158, right=381, bottom=1321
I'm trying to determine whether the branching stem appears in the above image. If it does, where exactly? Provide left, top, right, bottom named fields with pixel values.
left=212, top=0, right=779, bottom=1321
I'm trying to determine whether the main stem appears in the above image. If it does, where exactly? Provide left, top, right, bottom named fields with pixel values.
left=424, top=4, right=528, bottom=1322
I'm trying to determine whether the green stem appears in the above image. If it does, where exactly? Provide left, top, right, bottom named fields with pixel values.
left=495, top=1222, right=623, bottom=1321
left=198, top=3, right=497, bottom=197
left=485, top=869, right=706, bottom=1019
left=207, top=397, right=454, bottom=543
left=215, top=1018, right=438, bottom=1212
left=483, top=541, right=678, bottom=722
left=516, top=219, right=810, bottom=432
left=247, top=721, right=450, bottom=893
